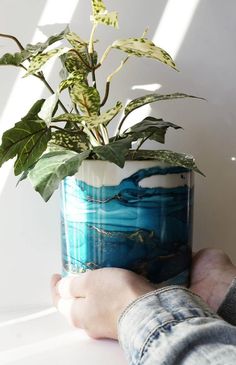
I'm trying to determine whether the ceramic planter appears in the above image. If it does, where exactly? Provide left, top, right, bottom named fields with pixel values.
left=60, top=159, right=193, bottom=285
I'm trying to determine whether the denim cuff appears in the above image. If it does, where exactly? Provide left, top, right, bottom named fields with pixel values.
left=118, top=286, right=219, bottom=364
left=218, top=277, right=236, bottom=325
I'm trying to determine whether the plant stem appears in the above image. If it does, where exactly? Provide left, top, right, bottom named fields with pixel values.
left=107, top=57, right=129, bottom=82
left=88, top=24, right=97, bottom=54
left=99, top=45, right=112, bottom=65
left=35, top=72, right=69, bottom=113
left=0, top=33, right=24, bottom=51
left=136, top=133, right=153, bottom=151
left=69, top=49, right=92, bottom=70
left=100, top=81, right=110, bottom=107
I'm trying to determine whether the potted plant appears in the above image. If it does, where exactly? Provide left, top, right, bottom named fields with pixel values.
left=0, top=0, right=203, bottom=285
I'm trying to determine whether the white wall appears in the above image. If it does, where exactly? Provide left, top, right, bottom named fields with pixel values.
left=0, top=0, right=236, bottom=312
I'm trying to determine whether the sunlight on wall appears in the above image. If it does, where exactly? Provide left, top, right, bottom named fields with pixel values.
left=152, top=0, right=200, bottom=58
left=0, top=0, right=79, bottom=195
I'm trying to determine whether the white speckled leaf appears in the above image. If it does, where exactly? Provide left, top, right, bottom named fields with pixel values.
left=25, top=48, right=70, bottom=76
left=91, top=0, right=106, bottom=15
left=125, top=93, right=203, bottom=115
left=112, top=38, right=176, bottom=69
left=25, top=27, right=69, bottom=55
left=88, top=101, right=122, bottom=127
left=91, top=11, right=119, bottom=28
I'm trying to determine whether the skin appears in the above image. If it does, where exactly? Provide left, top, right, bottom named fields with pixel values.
left=51, top=248, right=236, bottom=340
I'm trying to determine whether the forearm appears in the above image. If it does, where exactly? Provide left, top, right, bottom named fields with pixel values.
left=118, top=287, right=236, bottom=365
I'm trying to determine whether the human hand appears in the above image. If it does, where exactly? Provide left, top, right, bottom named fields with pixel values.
left=51, top=268, right=156, bottom=339
left=190, top=248, right=236, bottom=311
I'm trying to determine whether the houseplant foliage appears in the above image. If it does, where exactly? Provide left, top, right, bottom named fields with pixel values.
left=0, top=0, right=202, bottom=202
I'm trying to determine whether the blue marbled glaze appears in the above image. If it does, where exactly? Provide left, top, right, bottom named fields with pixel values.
left=60, top=165, right=193, bottom=284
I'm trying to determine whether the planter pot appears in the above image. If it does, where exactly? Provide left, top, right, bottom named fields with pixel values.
left=60, top=159, right=193, bottom=285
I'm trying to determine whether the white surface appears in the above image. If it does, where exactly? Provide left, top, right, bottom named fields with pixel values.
left=0, top=0, right=236, bottom=361
left=75, top=160, right=192, bottom=187
left=0, top=308, right=127, bottom=365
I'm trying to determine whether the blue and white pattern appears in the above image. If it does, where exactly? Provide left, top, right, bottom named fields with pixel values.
left=60, top=161, right=193, bottom=284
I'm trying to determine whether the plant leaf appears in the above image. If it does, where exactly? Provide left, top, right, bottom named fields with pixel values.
left=52, top=113, right=84, bottom=123
left=38, top=92, right=59, bottom=127
left=93, top=137, right=132, bottom=168
left=25, top=27, right=70, bottom=55
left=124, top=93, right=204, bottom=116
left=0, top=50, right=31, bottom=66
left=70, top=78, right=100, bottom=116
left=28, top=149, right=90, bottom=201
left=91, top=0, right=106, bottom=15
left=0, top=100, right=51, bottom=175
left=24, top=48, right=70, bottom=76
left=112, top=38, right=176, bottom=69
left=88, top=101, right=123, bottom=127
left=127, top=149, right=204, bottom=175
left=123, top=116, right=182, bottom=143
left=91, top=0, right=118, bottom=28
left=50, top=130, right=90, bottom=152
left=91, top=12, right=119, bottom=28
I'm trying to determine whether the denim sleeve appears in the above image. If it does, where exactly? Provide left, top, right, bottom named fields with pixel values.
left=118, top=286, right=236, bottom=365
left=218, top=277, right=236, bottom=326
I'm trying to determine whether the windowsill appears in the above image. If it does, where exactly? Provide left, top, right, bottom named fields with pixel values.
left=0, top=307, right=127, bottom=364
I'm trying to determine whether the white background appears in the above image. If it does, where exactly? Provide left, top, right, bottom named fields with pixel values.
left=0, top=0, right=235, bottom=317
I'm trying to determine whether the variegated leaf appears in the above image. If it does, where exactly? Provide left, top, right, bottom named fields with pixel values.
left=91, top=11, right=119, bottom=28
left=91, top=0, right=106, bottom=15
left=125, top=93, right=203, bottom=116
left=91, top=0, right=118, bottom=28
left=70, top=81, right=100, bottom=116
left=25, top=27, right=70, bottom=55
left=52, top=113, right=84, bottom=123
left=112, top=38, right=176, bottom=69
left=50, top=130, right=90, bottom=152
left=127, top=149, right=204, bottom=175
left=93, top=136, right=132, bottom=168
left=28, top=149, right=91, bottom=201
left=25, top=48, right=70, bottom=76
left=0, top=50, right=31, bottom=66
left=88, top=101, right=122, bottom=127
left=65, top=32, right=88, bottom=49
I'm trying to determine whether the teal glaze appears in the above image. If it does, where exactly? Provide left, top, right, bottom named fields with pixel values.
left=60, top=165, right=193, bottom=284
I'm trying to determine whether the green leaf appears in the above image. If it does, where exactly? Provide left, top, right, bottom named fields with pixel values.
left=125, top=93, right=204, bottom=116
left=28, top=149, right=90, bottom=201
left=93, top=137, right=132, bottom=168
left=0, top=103, right=51, bottom=175
left=127, top=149, right=204, bottom=175
left=91, top=0, right=118, bottom=28
left=22, top=99, right=46, bottom=119
left=25, top=27, right=70, bottom=55
left=50, top=130, right=90, bottom=152
left=123, top=117, right=182, bottom=144
left=24, top=48, right=69, bottom=76
left=0, top=50, right=31, bottom=66
left=112, top=38, right=176, bottom=69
